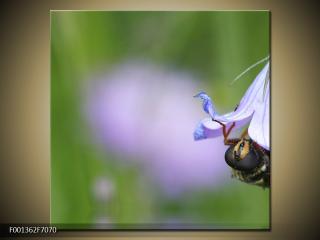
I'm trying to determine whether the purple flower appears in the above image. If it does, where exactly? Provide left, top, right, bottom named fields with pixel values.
left=194, top=62, right=270, bottom=150
left=85, top=62, right=230, bottom=197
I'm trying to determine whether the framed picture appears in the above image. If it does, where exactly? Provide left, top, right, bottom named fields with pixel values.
left=51, top=11, right=270, bottom=230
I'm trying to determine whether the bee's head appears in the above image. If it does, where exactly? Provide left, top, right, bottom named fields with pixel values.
left=225, top=138, right=262, bottom=172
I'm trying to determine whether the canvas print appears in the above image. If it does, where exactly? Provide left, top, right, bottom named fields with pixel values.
left=51, top=11, right=270, bottom=229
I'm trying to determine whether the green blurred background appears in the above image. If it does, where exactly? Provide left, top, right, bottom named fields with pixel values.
left=51, top=11, right=269, bottom=229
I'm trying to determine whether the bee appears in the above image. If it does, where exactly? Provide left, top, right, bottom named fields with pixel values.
left=213, top=120, right=270, bottom=188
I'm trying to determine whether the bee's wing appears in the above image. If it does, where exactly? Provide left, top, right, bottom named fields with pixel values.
left=248, top=72, right=270, bottom=150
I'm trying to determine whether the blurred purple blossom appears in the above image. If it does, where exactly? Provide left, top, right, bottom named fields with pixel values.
left=194, top=62, right=270, bottom=150
left=85, top=62, right=230, bottom=197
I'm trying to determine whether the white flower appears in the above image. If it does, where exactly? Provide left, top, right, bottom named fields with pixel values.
left=194, top=62, right=270, bottom=150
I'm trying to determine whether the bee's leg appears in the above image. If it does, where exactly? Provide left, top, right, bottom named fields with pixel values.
left=224, top=123, right=240, bottom=145
left=213, top=120, right=239, bottom=145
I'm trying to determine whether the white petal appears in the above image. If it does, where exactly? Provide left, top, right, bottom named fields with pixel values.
left=193, top=118, right=223, bottom=140
left=194, top=62, right=270, bottom=142
left=194, top=118, right=239, bottom=140
left=248, top=66, right=270, bottom=150
left=220, top=62, right=270, bottom=123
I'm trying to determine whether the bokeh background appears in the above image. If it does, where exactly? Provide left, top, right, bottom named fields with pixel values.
left=1, top=0, right=320, bottom=239
left=51, top=11, right=269, bottom=229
